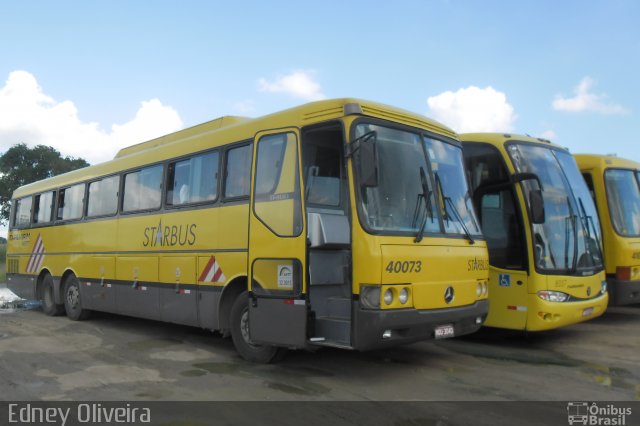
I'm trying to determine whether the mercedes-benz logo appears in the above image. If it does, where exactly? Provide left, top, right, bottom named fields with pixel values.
left=587, top=286, right=592, bottom=297
left=444, top=286, right=455, bottom=304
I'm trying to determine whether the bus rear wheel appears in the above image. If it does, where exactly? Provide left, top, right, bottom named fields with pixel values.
left=63, top=275, right=91, bottom=321
left=40, top=274, right=64, bottom=316
left=230, top=291, right=286, bottom=363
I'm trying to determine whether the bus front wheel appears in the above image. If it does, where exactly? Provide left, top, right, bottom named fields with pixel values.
left=63, top=275, right=91, bottom=321
left=230, top=291, right=285, bottom=363
left=40, top=274, right=64, bottom=316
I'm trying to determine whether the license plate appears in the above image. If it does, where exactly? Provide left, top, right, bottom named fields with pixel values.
left=582, top=307, right=594, bottom=317
left=434, top=324, right=455, bottom=339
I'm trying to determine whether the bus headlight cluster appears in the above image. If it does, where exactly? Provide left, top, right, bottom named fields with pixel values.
left=398, top=287, right=409, bottom=304
left=537, top=290, right=569, bottom=302
left=383, top=289, right=393, bottom=305
left=476, top=281, right=488, bottom=297
left=600, top=280, right=607, bottom=295
left=382, top=286, right=411, bottom=306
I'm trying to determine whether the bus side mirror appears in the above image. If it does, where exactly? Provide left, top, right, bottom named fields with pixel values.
left=359, top=138, right=379, bottom=187
left=529, top=189, right=545, bottom=224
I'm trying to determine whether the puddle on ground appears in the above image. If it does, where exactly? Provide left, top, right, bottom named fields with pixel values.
left=583, top=364, right=638, bottom=391
left=264, top=380, right=330, bottom=396
left=192, top=362, right=243, bottom=375
left=179, top=369, right=208, bottom=377
left=190, top=361, right=331, bottom=396
left=128, top=337, right=184, bottom=351
left=439, top=340, right=581, bottom=367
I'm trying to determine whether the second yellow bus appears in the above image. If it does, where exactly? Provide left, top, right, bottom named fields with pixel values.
left=461, top=133, right=608, bottom=331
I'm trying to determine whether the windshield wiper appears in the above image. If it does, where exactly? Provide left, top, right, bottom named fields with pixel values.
left=414, top=166, right=433, bottom=243
left=564, top=196, right=578, bottom=273
left=578, top=197, right=603, bottom=266
left=435, top=172, right=475, bottom=244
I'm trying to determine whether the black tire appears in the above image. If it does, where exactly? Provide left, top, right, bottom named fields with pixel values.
left=230, top=291, right=286, bottom=363
left=62, top=274, right=91, bottom=321
left=40, top=274, right=65, bottom=316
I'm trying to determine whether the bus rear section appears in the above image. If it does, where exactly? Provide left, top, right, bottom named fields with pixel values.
left=461, top=133, right=608, bottom=331
left=576, top=154, right=640, bottom=306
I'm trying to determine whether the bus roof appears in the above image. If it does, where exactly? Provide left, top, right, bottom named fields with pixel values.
left=12, top=98, right=457, bottom=199
left=574, top=153, right=640, bottom=172
left=459, top=132, right=568, bottom=151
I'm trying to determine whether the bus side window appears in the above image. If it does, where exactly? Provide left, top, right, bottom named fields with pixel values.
left=481, top=190, right=524, bottom=269
left=166, top=151, right=219, bottom=206
left=57, top=183, right=85, bottom=221
left=33, top=191, right=55, bottom=224
left=13, top=196, right=33, bottom=228
left=87, top=175, right=119, bottom=217
left=123, top=165, right=163, bottom=212
left=224, top=144, right=252, bottom=199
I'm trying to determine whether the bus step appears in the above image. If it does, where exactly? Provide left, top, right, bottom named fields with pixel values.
left=308, top=340, right=354, bottom=350
left=314, top=317, right=351, bottom=346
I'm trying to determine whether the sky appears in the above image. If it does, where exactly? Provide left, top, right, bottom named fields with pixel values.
left=0, top=0, right=638, bottom=234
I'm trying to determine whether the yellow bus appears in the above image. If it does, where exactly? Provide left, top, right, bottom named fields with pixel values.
left=6, top=98, right=489, bottom=362
left=460, top=133, right=608, bottom=331
left=575, top=154, right=640, bottom=305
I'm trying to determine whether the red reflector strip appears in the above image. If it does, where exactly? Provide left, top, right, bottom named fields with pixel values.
left=284, top=299, right=294, bottom=305
left=507, top=305, right=527, bottom=311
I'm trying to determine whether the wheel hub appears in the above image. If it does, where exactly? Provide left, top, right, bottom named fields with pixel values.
left=240, top=309, right=258, bottom=347
left=67, top=286, right=80, bottom=309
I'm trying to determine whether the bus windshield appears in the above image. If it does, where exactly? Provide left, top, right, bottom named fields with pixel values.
left=604, top=168, right=640, bottom=237
left=507, top=143, right=603, bottom=274
left=354, top=123, right=481, bottom=238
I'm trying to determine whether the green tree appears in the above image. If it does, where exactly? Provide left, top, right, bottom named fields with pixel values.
left=0, top=144, right=89, bottom=225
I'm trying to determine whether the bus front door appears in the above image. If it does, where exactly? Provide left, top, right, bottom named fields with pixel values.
left=248, top=129, right=308, bottom=347
left=479, top=189, right=529, bottom=329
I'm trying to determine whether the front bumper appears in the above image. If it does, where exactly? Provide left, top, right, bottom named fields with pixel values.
left=525, top=292, right=608, bottom=331
left=352, top=299, right=489, bottom=351
left=606, top=277, right=640, bottom=306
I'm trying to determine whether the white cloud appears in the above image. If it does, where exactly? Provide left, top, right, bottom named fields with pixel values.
left=552, top=77, right=627, bottom=114
left=0, top=70, right=183, bottom=164
left=426, top=86, right=516, bottom=133
left=258, top=70, right=325, bottom=101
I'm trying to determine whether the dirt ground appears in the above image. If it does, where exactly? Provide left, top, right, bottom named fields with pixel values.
left=0, top=283, right=638, bottom=403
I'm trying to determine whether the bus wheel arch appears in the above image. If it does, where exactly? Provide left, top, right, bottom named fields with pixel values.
left=217, top=276, right=247, bottom=337
left=37, top=269, right=64, bottom=316
left=229, top=290, right=286, bottom=363
left=61, top=270, right=91, bottom=321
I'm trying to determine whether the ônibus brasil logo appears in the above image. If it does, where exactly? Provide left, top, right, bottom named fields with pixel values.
left=567, top=402, right=632, bottom=425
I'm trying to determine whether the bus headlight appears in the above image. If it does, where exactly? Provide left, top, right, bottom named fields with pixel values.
left=360, top=286, right=381, bottom=309
left=537, top=290, right=569, bottom=302
left=476, top=282, right=483, bottom=297
left=383, top=288, right=394, bottom=305
left=399, top=287, right=409, bottom=304
left=600, top=281, right=607, bottom=295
